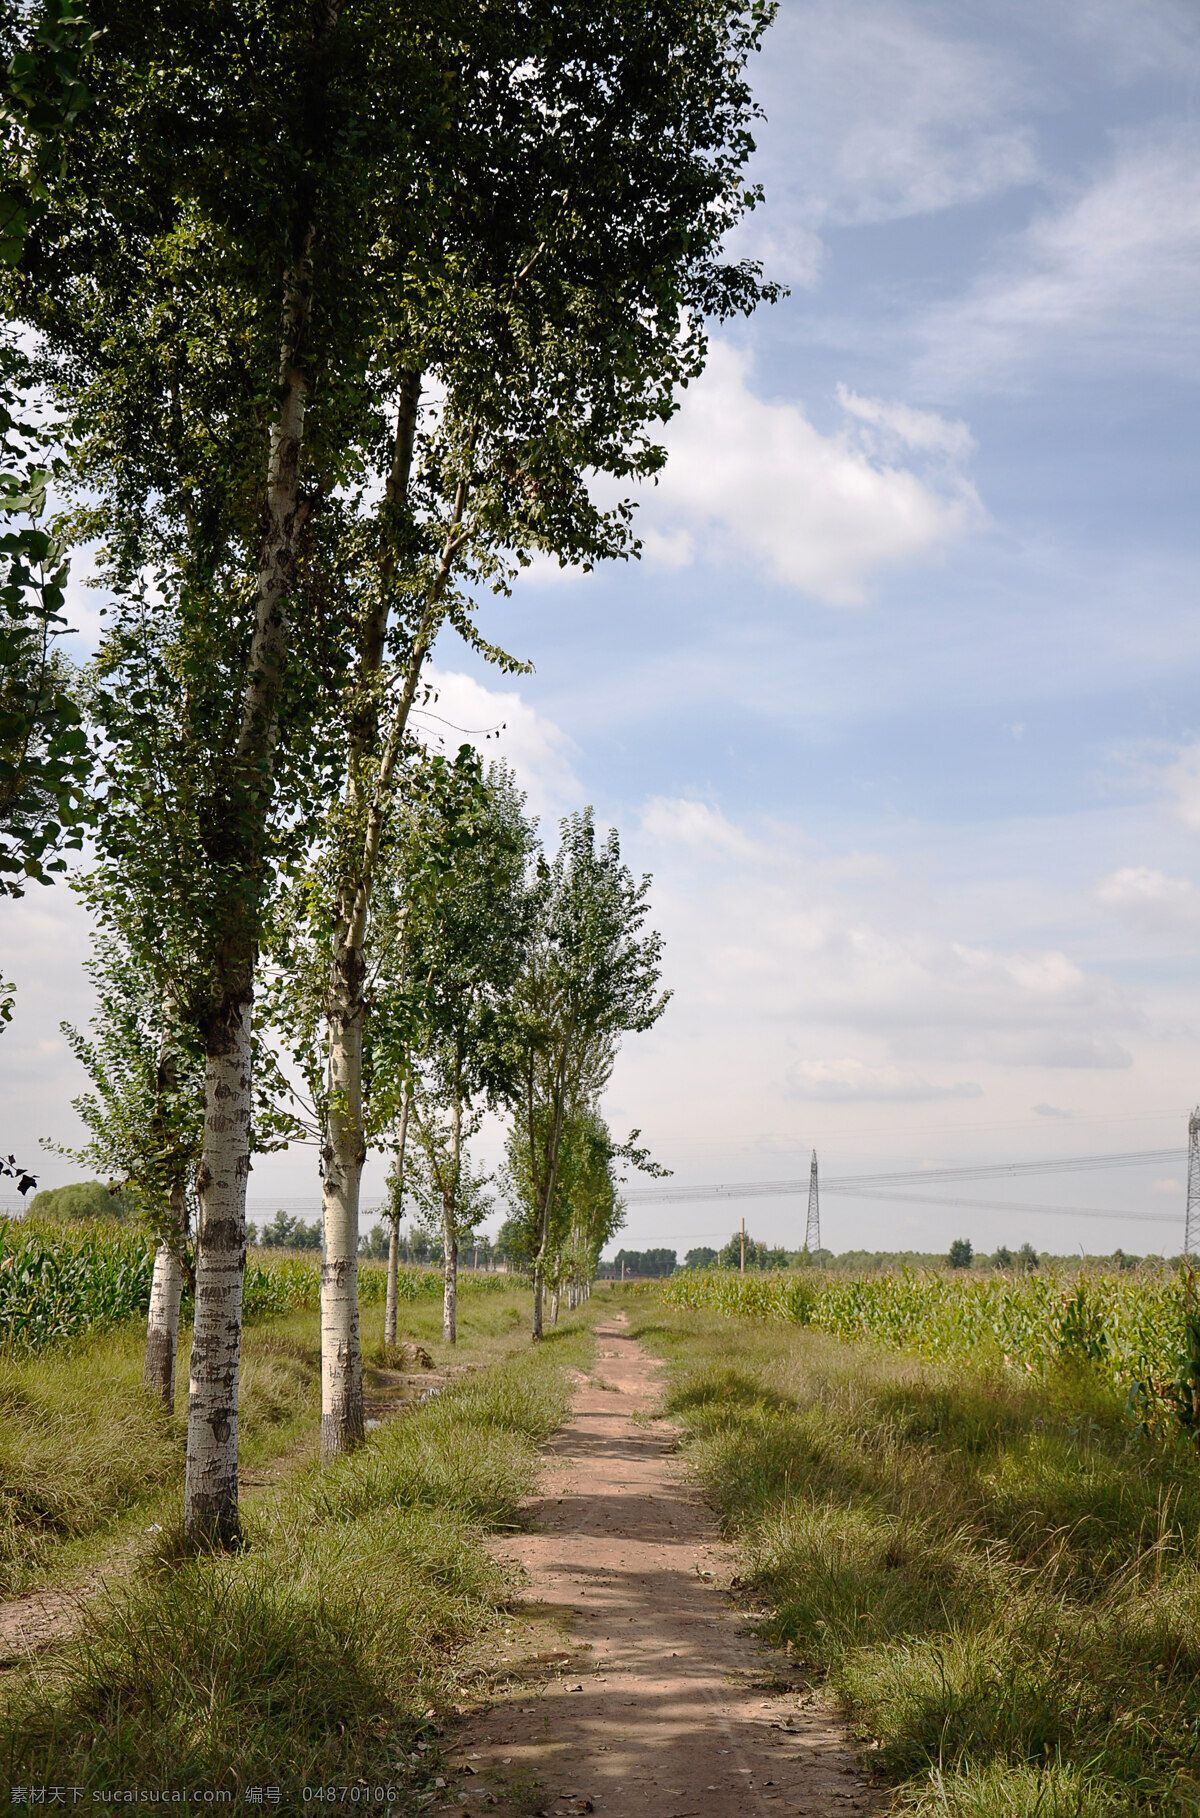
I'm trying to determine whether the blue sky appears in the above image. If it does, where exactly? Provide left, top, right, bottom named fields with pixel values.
left=6, top=0, right=1200, bottom=1257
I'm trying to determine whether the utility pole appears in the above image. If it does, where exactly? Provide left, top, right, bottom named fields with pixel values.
left=1186, top=1109, right=1200, bottom=1256
left=740, top=1217, right=746, bottom=1274
left=805, top=1149, right=821, bottom=1257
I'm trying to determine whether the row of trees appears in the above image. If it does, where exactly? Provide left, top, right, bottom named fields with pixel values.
left=0, top=0, right=777, bottom=1546
left=61, top=763, right=669, bottom=1387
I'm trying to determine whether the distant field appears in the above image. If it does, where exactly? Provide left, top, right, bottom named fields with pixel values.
left=661, top=1264, right=1200, bottom=1445
left=0, top=1219, right=522, bottom=1356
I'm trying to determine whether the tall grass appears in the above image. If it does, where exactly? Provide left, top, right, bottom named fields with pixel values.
left=0, top=1312, right=322, bottom=1597
left=0, top=1318, right=593, bottom=1796
left=0, top=1221, right=154, bottom=1352
left=630, top=1301, right=1200, bottom=1816
left=0, top=1218, right=527, bottom=1354
left=662, top=1265, right=1200, bottom=1440
left=0, top=1282, right=544, bottom=1600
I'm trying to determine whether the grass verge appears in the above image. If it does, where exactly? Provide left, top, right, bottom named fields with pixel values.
left=624, top=1296, right=1200, bottom=1818
left=0, top=1314, right=593, bottom=1802
left=0, top=1283, right=542, bottom=1599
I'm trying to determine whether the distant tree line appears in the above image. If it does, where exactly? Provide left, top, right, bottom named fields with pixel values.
left=594, top=1232, right=1160, bottom=1277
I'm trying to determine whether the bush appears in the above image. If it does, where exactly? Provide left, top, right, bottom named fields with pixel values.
left=26, top=1181, right=132, bottom=1223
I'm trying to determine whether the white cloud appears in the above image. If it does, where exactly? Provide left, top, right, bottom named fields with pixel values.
left=1033, top=1102, right=1074, bottom=1119
left=921, top=124, right=1200, bottom=386
left=639, top=343, right=978, bottom=603
left=1155, top=1177, right=1183, bottom=1194
left=787, top=1060, right=981, bottom=1102
left=1166, top=741, right=1200, bottom=832
left=412, top=665, right=582, bottom=822
left=622, top=794, right=1138, bottom=1105
left=1096, top=865, right=1200, bottom=935
left=836, top=387, right=976, bottom=461
left=729, top=0, right=1039, bottom=284
left=639, top=797, right=757, bottom=860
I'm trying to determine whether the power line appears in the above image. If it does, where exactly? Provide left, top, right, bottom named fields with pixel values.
left=1186, top=1112, right=1200, bottom=1256
left=804, top=1149, right=820, bottom=1254
left=837, top=1190, right=1178, bottom=1224
left=623, top=1145, right=1184, bottom=1206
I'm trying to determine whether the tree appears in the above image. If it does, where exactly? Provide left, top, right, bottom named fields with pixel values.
left=610, top=1247, right=676, bottom=1280
left=508, top=1107, right=628, bottom=1317
left=1016, top=1242, right=1039, bottom=1272
left=53, top=917, right=297, bottom=1404
left=947, top=1238, right=973, bottom=1270
left=264, top=744, right=514, bottom=1434
left=27, top=1179, right=131, bottom=1221
left=403, top=762, right=533, bottom=1347
left=991, top=1245, right=1013, bottom=1271
left=717, top=1230, right=785, bottom=1270
left=0, top=0, right=95, bottom=924
left=257, top=1211, right=321, bottom=1250
left=501, top=811, right=669, bottom=1339
left=307, top=0, right=783, bottom=1444
left=553, top=1110, right=627, bottom=1313
left=54, top=928, right=203, bottom=1407
left=684, top=1246, right=717, bottom=1269
left=11, top=0, right=779, bottom=1538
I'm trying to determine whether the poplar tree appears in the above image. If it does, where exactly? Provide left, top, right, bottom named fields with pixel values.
left=8, top=0, right=778, bottom=1536
left=403, top=762, right=533, bottom=1346
left=0, top=0, right=95, bottom=1047
left=504, top=811, right=669, bottom=1339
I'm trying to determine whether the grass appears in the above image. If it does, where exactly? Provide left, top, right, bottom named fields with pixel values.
left=660, top=1263, right=1200, bottom=1443
left=0, top=1313, right=593, bottom=1802
left=0, top=1281, right=543, bottom=1600
left=624, top=1296, right=1200, bottom=1818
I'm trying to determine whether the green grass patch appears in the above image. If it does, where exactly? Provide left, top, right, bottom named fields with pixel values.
left=0, top=1313, right=593, bottom=1801
left=0, top=1282, right=542, bottom=1599
left=625, top=1300, right=1200, bottom=1816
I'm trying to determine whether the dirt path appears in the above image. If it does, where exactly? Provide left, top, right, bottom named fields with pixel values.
left=449, top=1315, right=880, bottom=1818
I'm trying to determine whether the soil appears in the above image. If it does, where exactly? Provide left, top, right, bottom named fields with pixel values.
left=446, top=1313, right=881, bottom=1818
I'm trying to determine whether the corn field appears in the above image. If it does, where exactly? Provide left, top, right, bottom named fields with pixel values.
left=0, top=1220, right=526, bottom=1355
left=660, top=1265, right=1200, bottom=1444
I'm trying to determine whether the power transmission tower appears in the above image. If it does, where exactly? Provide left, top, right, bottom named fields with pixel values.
left=1186, top=1110, right=1200, bottom=1256
left=805, top=1149, right=821, bottom=1255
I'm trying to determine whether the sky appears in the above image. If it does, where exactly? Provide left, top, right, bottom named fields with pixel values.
left=6, top=0, right=1200, bottom=1259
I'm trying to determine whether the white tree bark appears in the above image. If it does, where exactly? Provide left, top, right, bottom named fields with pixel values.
left=321, top=984, right=365, bottom=1461
left=384, top=1090, right=410, bottom=1351
left=184, top=1004, right=251, bottom=1545
left=183, top=218, right=316, bottom=1542
left=441, top=1091, right=461, bottom=1346
left=531, top=1260, right=545, bottom=1341
left=442, top=1207, right=457, bottom=1346
left=144, top=1177, right=187, bottom=1410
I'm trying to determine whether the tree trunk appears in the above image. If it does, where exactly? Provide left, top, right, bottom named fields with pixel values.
left=320, top=963, right=365, bottom=1460
left=144, top=1176, right=187, bottom=1410
left=182, top=209, right=318, bottom=1544
left=550, top=1287, right=559, bottom=1327
left=317, top=373, right=479, bottom=1428
left=384, top=1089, right=410, bottom=1350
left=531, top=1259, right=544, bottom=1341
left=442, top=1202, right=457, bottom=1345
left=442, top=1088, right=461, bottom=1345
left=184, top=1003, right=251, bottom=1547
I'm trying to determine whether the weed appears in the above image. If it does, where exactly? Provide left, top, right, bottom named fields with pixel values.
left=0, top=1314, right=594, bottom=1802
left=629, top=1305, right=1200, bottom=1814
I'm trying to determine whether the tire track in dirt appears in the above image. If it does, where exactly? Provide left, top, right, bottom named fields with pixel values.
left=449, top=1313, right=880, bottom=1818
